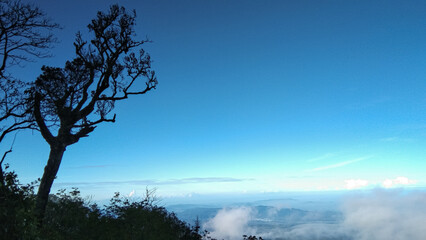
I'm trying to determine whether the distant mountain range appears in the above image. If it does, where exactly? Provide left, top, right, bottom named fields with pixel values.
left=168, top=204, right=342, bottom=226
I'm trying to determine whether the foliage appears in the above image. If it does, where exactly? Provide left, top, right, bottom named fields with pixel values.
left=0, top=165, right=38, bottom=239
left=99, top=191, right=201, bottom=240
left=243, top=235, right=264, bottom=240
left=0, top=168, right=202, bottom=240
left=30, top=4, right=157, bottom=146
left=40, top=188, right=100, bottom=240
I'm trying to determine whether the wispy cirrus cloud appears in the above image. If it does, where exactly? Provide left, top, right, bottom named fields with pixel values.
left=54, top=177, right=253, bottom=187
left=307, top=156, right=372, bottom=172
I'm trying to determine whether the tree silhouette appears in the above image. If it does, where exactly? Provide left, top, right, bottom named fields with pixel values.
left=0, top=0, right=58, bottom=184
left=29, top=5, right=157, bottom=224
left=0, top=0, right=58, bottom=143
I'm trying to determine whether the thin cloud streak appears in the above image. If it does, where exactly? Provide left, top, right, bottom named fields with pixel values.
left=307, top=156, right=372, bottom=172
left=54, top=177, right=253, bottom=187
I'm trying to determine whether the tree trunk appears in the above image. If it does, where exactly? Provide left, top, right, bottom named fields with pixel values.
left=35, top=144, right=66, bottom=226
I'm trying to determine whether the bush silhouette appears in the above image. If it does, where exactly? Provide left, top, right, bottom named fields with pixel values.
left=1, top=168, right=201, bottom=240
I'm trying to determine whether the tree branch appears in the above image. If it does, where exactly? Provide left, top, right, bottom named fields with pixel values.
left=33, top=92, right=55, bottom=145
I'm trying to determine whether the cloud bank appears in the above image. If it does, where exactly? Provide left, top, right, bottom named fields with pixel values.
left=341, top=189, right=426, bottom=240
left=204, top=189, right=426, bottom=240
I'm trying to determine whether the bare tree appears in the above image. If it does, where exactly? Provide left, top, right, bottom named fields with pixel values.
left=29, top=5, right=157, bottom=224
left=0, top=0, right=57, bottom=183
left=0, top=0, right=58, bottom=140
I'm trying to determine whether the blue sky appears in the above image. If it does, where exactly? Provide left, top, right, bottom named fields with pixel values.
left=4, top=0, right=426, bottom=199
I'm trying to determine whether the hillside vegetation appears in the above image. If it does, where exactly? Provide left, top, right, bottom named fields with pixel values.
left=0, top=167, right=203, bottom=240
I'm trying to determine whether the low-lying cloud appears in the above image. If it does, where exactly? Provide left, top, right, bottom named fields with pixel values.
left=203, top=207, right=254, bottom=240
left=342, top=189, right=426, bottom=240
left=204, top=189, right=426, bottom=240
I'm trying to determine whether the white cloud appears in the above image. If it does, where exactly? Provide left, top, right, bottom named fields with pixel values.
left=203, top=207, right=254, bottom=240
left=382, top=176, right=417, bottom=188
left=345, top=179, right=369, bottom=190
left=341, top=189, right=426, bottom=240
left=271, top=189, right=426, bottom=240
